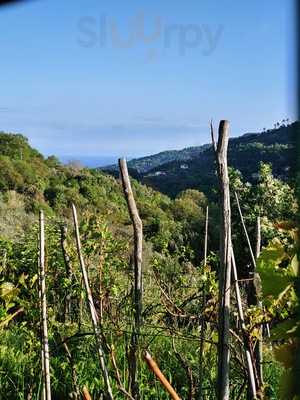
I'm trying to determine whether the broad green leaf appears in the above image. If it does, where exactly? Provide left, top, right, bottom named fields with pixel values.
left=257, top=240, right=292, bottom=298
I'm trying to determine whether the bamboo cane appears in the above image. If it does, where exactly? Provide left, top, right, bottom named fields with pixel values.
left=231, top=248, right=257, bottom=399
left=255, top=216, right=264, bottom=387
left=60, top=224, right=73, bottom=322
left=71, top=204, right=114, bottom=400
left=39, top=210, right=51, bottom=400
left=198, top=206, right=209, bottom=399
left=38, top=239, right=46, bottom=400
left=204, top=205, right=209, bottom=266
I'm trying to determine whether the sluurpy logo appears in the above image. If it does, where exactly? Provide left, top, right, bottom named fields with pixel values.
left=77, top=12, right=223, bottom=62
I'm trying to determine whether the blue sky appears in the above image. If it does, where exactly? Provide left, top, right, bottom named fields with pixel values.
left=0, top=0, right=296, bottom=162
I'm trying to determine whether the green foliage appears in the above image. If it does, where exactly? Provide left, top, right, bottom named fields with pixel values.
left=257, top=226, right=300, bottom=400
left=0, top=130, right=298, bottom=399
left=139, top=122, right=298, bottom=200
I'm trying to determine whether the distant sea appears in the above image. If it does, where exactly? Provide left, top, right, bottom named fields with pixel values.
left=58, top=156, right=132, bottom=168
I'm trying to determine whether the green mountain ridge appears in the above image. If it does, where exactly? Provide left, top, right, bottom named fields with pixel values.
left=103, top=143, right=211, bottom=173
left=135, top=122, right=298, bottom=198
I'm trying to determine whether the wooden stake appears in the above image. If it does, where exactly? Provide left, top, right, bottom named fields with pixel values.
left=212, top=120, right=232, bottom=400
left=39, top=210, right=51, bottom=400
left=38, top=233, right=46, bottom=400
left=204, top=205, right=209, bottom=266
left=71, top=204, right=114, bottom=400
left=231, top=248, right=257, bottom=399
left=198, top=206, right=209, bottom=399
left=234, top=192, right=256, bottom=269
left=255, top=216, right=261, bottom=261
left=144, top=352, right=181, bottom=400
left=119, top=158, right=143, bottom=399
left=82, top=386, right=93, bottom=400
left=60, top=224, right=73, bottom=322
left=255, top=216, right=264, bottom=388
left=234, top=195, right=264, bottom=391
left=39, top=306, right=46, bottom=400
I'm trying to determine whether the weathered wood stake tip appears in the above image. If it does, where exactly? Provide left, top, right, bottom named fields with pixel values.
left=144, top=352, right=181, bottom=400
left=82, top=386, right=92, bottom=400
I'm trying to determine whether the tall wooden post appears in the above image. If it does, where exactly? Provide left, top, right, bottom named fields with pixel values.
left=119, top=158, right=143, bottom=400
left=211, top=120, right=232, bottom=400
left=39, top=211, right=51, bottom=400
left=71, top=204, right=114, bottom=400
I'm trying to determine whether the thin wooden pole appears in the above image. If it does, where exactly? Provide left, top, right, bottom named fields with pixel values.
left=231, top=248, right=257, bottom=399
left=255, top=216, right=261, bottom=261
left=234, top=192, right=256, bottom=269
left=119, top=158, right=143, bottom=400
left=204, top=205, right=209, bottom=266
left=71, top=204, right=114, bottom=400
left=82, top=386, right=93, bottom=400
left=212, top=120, right=232, bottom=400
left=38, top=276, right=46, bottom=400
left=144, top=352, right=181, bottom=400
left=60, top=224, right=73, bottom=322
left=198, top=205, right=209, bottom=399
left=234, top=195, right=265, bottom=390
left=255, top=216, right=264, bottom=388
left=39, top=210, right=51, bottom=400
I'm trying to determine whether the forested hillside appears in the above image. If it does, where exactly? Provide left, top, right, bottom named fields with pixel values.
left=0, top=128, right=299, bottom=400
left=105, top=122, right=298, bottom=199
left=104, top=144, right=210, bottom=174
